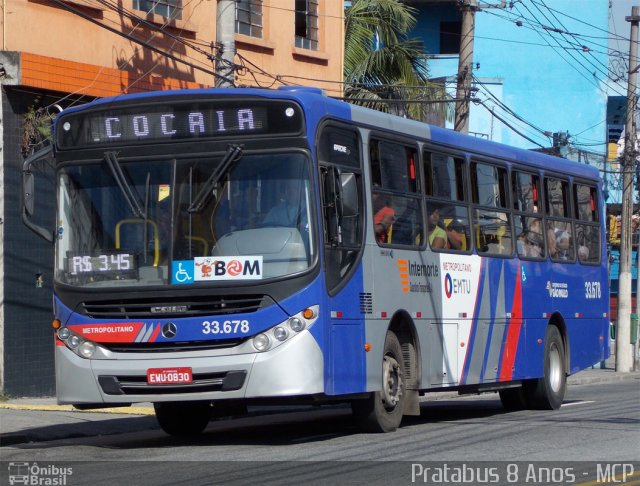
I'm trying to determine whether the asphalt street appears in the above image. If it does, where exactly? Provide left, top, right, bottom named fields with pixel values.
left=1, top=357, right=638, bottom=446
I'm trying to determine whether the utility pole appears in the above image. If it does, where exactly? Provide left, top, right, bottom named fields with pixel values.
left=215, top=0, right=235, bottom=87
left=616, top=6, right=639, bottom=373
left=454, top=0, right=477, bottom=133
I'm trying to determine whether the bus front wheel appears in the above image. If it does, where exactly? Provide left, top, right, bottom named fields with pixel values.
left=352, top=331, right=405, bottom=433
left=524, top=325, right=566, bottom=410
left=154, top=401, right=212, bottom=436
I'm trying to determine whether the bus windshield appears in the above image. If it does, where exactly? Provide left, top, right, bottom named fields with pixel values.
left=55, top=151, right=315, bottom=287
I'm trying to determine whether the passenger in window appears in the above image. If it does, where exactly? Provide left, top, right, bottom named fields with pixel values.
left=372, top=191, right=395, bottom=243
left=578, top=245, right=590, bottom=262
left=428, top=208, right=448, bottom=249
left=522, top=219, right=544, bottom=257
left=554, top=230, right=571, bottom=260
left=518, top=230, right=542, bottom=258
left=444, top=220, right=464, bottom=250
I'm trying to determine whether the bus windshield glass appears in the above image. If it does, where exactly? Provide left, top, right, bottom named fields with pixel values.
left=55, top=152, right=315, bottom=287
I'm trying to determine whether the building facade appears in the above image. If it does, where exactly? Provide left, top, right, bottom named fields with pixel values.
left=0, top=0, right=344, bottom=396
left=409, top=0, right=611, bottom=182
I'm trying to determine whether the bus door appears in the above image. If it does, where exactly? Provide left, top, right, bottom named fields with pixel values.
left=318, top=125, right=366, bottom=395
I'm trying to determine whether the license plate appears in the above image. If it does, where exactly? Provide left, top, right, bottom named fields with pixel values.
left=147, top=367, right=193, bottom=385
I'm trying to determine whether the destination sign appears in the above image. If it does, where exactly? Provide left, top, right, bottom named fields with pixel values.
left=56, top=99, right=303, bottom=148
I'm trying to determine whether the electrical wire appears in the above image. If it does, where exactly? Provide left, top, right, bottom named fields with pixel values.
left=484, top=3, right=633, bottom=95
left=45, top=0, right=233, bottom=85
left=531, top=0, right=631, bottom=95
left=477, top=100, right=546, bottom=148
left=44, top=0, right=207, bottom=112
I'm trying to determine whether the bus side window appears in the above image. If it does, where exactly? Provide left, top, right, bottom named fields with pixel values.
left=573, top=183, right=600, bottom=264
left=474, top=209, right=512, bottom=255
left=427, top=202, right=471, bottom=252
left=545, top=177, right=570, bottom=217
left=575, top=223, right=600, bottom=264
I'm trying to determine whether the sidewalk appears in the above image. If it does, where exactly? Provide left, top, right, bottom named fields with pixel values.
left=1, top=357, right=638, bottom=446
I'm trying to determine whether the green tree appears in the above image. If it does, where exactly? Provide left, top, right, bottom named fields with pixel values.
left=344, top=0, right=451, bottom=124
left=22, top=105, right=53, bottom=157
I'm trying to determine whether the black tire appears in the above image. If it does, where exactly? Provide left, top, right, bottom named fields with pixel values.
left=524, top=326, right=566, bottom=410
left=154, top=401, right=212, bottom=436
left=352, top=331, right=405, bottom=433
left=499, top=387, right=528, bottom=411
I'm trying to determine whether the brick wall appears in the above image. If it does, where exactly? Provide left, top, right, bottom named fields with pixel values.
left=2, top=87, right=56, bottom=396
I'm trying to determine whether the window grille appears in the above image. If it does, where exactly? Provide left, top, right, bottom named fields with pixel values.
left=132, top=0, right=182, bottom=20
left=236, top=0, right=263, bottom=38
left=295, top=0, right=318, bottom=50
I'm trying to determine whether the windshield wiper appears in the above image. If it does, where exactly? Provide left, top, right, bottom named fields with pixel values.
left=104, top=151, right=145, bottom=218
left=188, top=144, right=243, bottom=213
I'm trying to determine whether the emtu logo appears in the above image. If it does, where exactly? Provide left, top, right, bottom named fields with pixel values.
left=444, top=273, right=453, bottom=298
left=444, top=273, right=471, bottom=299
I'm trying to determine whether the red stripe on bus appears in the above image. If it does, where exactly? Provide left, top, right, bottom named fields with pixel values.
left=149, top=324, right=161, bottom=342
left=500, top=266, right=523, bottom=381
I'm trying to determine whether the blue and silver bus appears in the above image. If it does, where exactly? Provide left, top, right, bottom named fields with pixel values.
left=22, top=86, right=609, bottom=434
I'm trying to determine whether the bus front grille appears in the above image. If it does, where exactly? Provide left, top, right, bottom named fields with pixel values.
left=101, top=339, right=244, bottom=353
left=81, top=294, right=270, bottom=319
left=98, top=370, right=247, bottom=395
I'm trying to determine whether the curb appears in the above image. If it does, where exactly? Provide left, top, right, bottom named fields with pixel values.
left=0, top=402, right=154, bottom=415
left=568, top=371, right=640, bottom=386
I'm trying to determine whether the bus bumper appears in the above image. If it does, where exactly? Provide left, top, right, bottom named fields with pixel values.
left=55, top=330, right=324, bottom=405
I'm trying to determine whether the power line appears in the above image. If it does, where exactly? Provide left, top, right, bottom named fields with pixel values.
left=531, top=0, right=629, bottom=95
left=477, top=100, right=546, bottom=148
left=513, top=2, right=626, bottom=97
left=472, top=75, right=551, bottom=139
left=530, top=0, right=631, bottom=42
left=484, top=3, right=634, bottom=95
left=45, top=0, right=233, bottom=85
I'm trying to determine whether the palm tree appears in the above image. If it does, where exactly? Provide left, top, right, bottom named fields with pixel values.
left=344, top=0, right=451, bottom=124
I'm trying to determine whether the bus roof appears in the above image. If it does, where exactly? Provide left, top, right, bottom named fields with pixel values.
left=59, top=86, right=601, bottom=182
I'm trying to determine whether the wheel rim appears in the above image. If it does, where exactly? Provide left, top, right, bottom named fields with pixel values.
left=382, top=354, right=402, bottom=410
left=548, top=342, right=562, bottom=392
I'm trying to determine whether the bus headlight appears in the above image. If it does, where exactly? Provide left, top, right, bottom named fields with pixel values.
left=68, top=335, right=81, bottom=349
left=56, top=326, right=103, bottom=359
left=273, top=326, right=289, bottom=341
left=57, top=327, right=71, bottom=340
left=253, top=333, right=271, bottom=352
left=243, top=305, right=319, bottom=354
left=288, top=317, right=305, bottom=332
left=78, top=341, right=96, bottom=358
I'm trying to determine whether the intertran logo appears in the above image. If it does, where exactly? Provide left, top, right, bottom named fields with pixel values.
left=397, top=259, right=440, bottom=293
left=397, top=259, right=410, bottom=293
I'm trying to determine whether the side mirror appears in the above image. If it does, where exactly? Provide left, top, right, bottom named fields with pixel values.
left=22, top=146, right=54, bottom=242
left=340, top=172, right=358, bottom=218
left=23, top=171, right=35, bottom=216
left=322, top=167, right=340, bottom=245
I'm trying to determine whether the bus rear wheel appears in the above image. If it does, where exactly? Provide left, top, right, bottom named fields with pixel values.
left=352, top=331, right=405, bottom=433
left=524, top=325, right=566, bottom=410
left=154, top=401, right=212, bottom=436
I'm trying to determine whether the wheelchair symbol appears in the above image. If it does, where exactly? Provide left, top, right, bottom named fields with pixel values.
left=174, top=262, right=193, bottom=283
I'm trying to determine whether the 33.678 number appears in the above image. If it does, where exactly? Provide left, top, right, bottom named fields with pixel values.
left=585, top=281, right=601, bottom=299
left=202, top=320, right=250, bottom=335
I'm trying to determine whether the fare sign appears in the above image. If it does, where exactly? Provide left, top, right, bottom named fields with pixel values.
left=147, top=367, right=193, bottom=385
